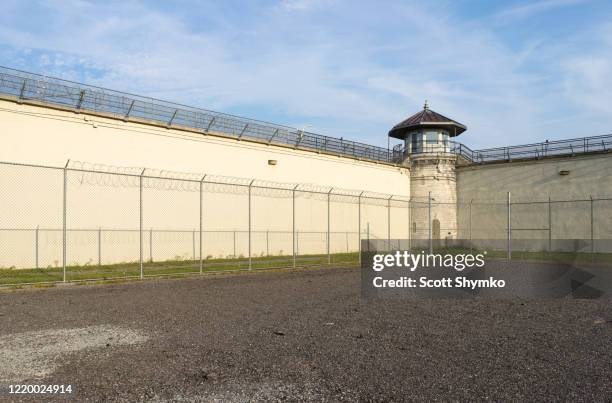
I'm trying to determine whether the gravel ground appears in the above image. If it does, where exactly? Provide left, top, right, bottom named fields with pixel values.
left=0, top=266, right=611, bottom=402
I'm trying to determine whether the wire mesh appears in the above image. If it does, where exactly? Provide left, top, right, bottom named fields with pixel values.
left=2, top=159, right=612, bottom=285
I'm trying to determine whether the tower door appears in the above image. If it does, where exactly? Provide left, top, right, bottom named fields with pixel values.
left=432, top=219, right=441, bottom=239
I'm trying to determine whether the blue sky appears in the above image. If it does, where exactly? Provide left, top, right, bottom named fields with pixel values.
left=1, top=0, right=611, bottom=149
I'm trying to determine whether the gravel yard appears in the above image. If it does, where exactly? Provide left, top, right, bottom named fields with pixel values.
left=0, top=266, right=611, bottom=402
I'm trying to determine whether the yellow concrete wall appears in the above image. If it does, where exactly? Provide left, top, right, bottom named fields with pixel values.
left=456, top=154, right=612, bottom=251
left=0, top=98, right=411, bottom=268
left=0, top=98, right=409, bottom=195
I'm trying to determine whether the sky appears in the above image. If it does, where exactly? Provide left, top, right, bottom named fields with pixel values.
left=0, top=0, right=611, bottom=149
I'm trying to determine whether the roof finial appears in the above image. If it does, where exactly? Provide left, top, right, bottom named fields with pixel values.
left=423, top=100, right=429, bottom=110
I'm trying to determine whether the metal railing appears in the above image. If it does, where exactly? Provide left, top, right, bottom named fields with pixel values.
left=461, top=134, right=612, bottom=163
left=392, top=140, right=465, bottom=161
left=0, top=66, right=392, bottom=163
left=2, top=66, right=611, bottom=166
left=393, top=134, right=612, bottom=164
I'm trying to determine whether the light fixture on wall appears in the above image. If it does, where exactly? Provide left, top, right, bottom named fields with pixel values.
left=559, top=169, right=570, bottom=176
left=268, top=159, right=277, bottom=166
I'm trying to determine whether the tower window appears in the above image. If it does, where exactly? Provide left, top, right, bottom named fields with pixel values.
left=411, top=134, right=419, bottom=151
left=425, top=133, right=437, bottom=144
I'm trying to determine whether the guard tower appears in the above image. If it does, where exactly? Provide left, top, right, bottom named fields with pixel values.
left=389, top=102, right=467, bottom=243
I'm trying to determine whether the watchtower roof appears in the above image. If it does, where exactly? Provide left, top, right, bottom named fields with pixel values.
left=388, top=102, right=466, bottom=139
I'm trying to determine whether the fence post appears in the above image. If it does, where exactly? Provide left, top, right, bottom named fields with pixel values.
left=200, top=175, right=205, bottom=274
left=469, top=200, right=473, bottom=253
left=139, top=168, right=145, bottom=279
left=327, top=188, right=332, bottom=264
left=192, top=230, right=196, bottom=262
left=233, top=230, right=236, bottom=258
left=62, top=159, right=69, bottom=282
left=548, top=196, right=552, bottom=251
left=292, top=185, right=298, bottom=269
left=345, top=231, right=348, bottom=252
left=407, top=199, right=411, bottom=251
left=266, top=230, right=269, bottom=257
left=387, top=196, right=392, bottom=249
left=35, top=226, right=39, bottom=269
left=98, top=227, right=102, bottom=266
left=507, top=191, right=511, bottom=261
left=590, top=195, right=594, bottom=254
left=149, top=228, right=153, bottom=262
left=428, top=191, right=432, bottom=254
left=248, top=179, right=254, bottom=270
left=358, top=192, right=363, bottom=265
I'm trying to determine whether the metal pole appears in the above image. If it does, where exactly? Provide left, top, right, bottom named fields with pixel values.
left=408, top=199, right=411, bottom=250
left=548, top=196, right=552, bottom=252
left=248, top=179, right=254, bottom=270
left=35, top=226, right=39, bottom=269
left=292, top=185, right=298, bottom=269
left=98, top=227, right=102, bottom=266
left=297, top=231, right=299, bottom=255
left=590, top=195, right=594, bottom=254
left=149, top=228, right=153, bottom=262
left=387, top=136, right=390, bottom=162
left=428, top=191, right=432, bottom=254
left=345, top=231, right=348, bottom=252
left=233, top=230, right=236, bottom=257
left=327, top=188, right=332, bottom=264
left=387, top=196, right=392, bottom=250
left=62, top=159, right=69, bottom=282
left=469, top=200, right=473, bottom=253
left=358, top=192, right=363, bottom=265
left=139, top=168, right=145, bottom=279
left=507, top=191, right=511, bottom=261
left=192, top=230, right=196, bottom=261
left=266, top=230, right=269, bottom=257
left=200, top=175, right=205, bottom=274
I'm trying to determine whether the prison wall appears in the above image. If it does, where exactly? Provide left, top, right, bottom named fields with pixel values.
left=0, top=98, right=410, bottom=269
left=456, top=154, right=612, bottom=252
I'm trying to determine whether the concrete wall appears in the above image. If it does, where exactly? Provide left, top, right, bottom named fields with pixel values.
left=3, top=95, right=611, bottom=265
left=456, top=154, right=612, bottom=252
left=0, top=98, right=411, bottom=268
left=0, top=98, right=409, bottom=195
left=409, top=154, right=457, bottom=244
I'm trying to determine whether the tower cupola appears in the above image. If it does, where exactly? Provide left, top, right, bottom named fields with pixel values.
left=388, top=101, right=466, bottom=139
left=389, top=102, right=466, bottom=155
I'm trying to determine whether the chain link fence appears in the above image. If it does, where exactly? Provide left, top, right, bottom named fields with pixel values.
left=0, top=160, right=411, bottom=285
left=453, top=195, right=612, bottom=259
left=2, top=160, right=611, bottom=286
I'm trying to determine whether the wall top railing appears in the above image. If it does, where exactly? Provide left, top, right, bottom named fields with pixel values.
left=392, top=134, right=612, bottom=164
left=0, top=66, right=393, bottom=164
left=2, top=66, right=611, bottom=167
left=458, top=134, right=612, bottom=164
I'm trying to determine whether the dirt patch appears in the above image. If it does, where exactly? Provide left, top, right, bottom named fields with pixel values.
left=0, top=325, right=148, bottom=382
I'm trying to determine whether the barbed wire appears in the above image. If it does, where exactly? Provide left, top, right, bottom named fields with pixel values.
left=66, top=160, right=410, bottom=204
left=10, top=160, right=610, bottom=205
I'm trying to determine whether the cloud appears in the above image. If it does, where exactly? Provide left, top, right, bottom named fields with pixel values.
left=0, top=0, right=611, bottom=148
left=495, top=0, right=587, bottom=21
left=560, top=23, right=612, bottom=117
left=278, top=0, right=333, bottom=12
